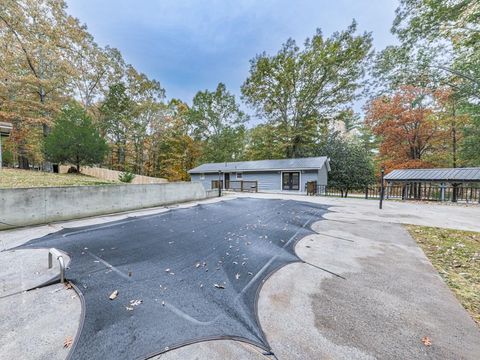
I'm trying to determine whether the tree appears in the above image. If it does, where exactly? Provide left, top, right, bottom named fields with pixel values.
left=69, top=41, right=126, bottom=110
left=241, top=21, right=372, bottom=158
left=460, top=103, right=480, bottom=166
left=0, top=0, right=165, bottom=173
left=431, top=87, right=473, bottom=168
left=0, top=0, right=83, bottom=168
left=371, top=0, right=479, bottom=170
left=44, top=102, right=107, bottom=172
left=392, top=0, right=479, bottom=48
left=124, top=66, right=165, bottom=174
left=316, top=133, right=375, bottom=197
left=392, top=0, right=479, bottom=100
left=147, top=100, right=201, bottom=181
left=189, top=83, right=247, bottom=163
left=370, top=45, right=445, bottom=95
left=99, top=83, right=135, bottom=170
left=244, top=124, right=284, bottom=160
left=365, top=86, right=445, bottom=171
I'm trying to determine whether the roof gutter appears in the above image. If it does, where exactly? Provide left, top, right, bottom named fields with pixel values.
left=189, top=166, right=328, bottom=174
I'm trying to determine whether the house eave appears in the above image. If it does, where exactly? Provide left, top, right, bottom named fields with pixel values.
left=189, top=167, right=325, bottom=174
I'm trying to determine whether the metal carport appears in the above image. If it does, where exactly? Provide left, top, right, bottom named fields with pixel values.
left=384, top=168, right=480, bottom=203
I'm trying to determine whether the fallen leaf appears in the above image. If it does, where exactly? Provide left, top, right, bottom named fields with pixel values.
left=421, top=336, right=432, bottom=346
left=130, top=299, right=142, bottom=306
left=64, top=282, right=72, bottom=290
left=235, top=273, right=240, bottom=280
left=126, top=306, right=134, bottom=311
left=165, top=268, right=171, bottom=272
left=63, top=336, right=73, bottom=348
left=214, top=283, right=225, bottom=289
left=109, top=290, right=119, bottom=300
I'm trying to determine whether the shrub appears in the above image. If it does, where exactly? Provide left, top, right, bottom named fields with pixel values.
left=119, top=171, right=136, bottom=183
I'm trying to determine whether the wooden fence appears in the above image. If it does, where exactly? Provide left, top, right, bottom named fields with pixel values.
left=59, top=165, right=167, bottom=184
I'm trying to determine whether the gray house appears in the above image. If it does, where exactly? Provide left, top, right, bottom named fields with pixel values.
left=188, top=156, right=330, bottom=193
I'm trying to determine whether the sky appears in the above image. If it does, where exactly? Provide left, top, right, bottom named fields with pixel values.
left=66, top=0, right=399, bottom=114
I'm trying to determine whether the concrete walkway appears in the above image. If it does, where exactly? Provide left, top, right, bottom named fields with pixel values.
left=1, top=194, right=479, bottom=359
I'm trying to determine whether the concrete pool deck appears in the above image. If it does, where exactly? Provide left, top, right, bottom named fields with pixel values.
left=1, top=194, right=479, bottom=359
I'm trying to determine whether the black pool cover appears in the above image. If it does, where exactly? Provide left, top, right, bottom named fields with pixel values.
left=19, top=198, right=327, bottom=359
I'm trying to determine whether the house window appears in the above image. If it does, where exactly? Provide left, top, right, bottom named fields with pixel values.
left=200, top=173, right=205, bottom=180
left=236, top=172, right=243, bottom=179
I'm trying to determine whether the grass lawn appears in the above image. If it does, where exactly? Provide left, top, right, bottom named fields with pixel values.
left=0, top=168, right=116, bottom=188
left=406, top=225, right=480, bottom=325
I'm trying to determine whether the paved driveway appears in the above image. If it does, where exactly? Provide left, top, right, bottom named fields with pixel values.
left=1, top=194, right=479, bottom=359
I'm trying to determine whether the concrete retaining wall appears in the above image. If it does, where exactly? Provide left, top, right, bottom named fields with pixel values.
left=0, top=182, right=208, bottom=230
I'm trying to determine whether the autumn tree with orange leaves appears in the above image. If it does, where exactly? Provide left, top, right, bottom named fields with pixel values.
left=365, top=86, right=447, bottom=172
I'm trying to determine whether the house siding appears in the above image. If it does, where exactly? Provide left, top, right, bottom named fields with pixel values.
left=191, top=164, right=328, bottom=192
left=318, top=164, right=328, bottom=185
left=190, top=173, right=218, bottom=190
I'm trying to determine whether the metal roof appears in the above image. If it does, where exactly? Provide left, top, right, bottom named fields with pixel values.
left=188, top=156, right=330, bottom=173
left=384, top=167, right=480, bottom=182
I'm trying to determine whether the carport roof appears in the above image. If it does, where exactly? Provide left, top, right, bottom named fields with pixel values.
left=384, top=167, right=480, bottom=182
left=188, top=156, right=330, bottom=173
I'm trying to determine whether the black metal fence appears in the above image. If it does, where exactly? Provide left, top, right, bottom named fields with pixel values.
left=311, top=183, right=480, bottom=203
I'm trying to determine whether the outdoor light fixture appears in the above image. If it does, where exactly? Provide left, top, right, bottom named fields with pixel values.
left=379, top=167, right=385, bottom=209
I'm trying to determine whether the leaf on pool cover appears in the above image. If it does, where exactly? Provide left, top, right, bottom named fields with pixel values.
left=130, top=299, right=143, bottom=306
left=235, top=273, right=240, bottom=280
left=109, top=290, right=119, bottom=300
left=214, top=283, right=225, bottom=289
left=421, top=336, right=432, bottom=346
left=63, top=336, right=73, bottom=348
left=64, top=281, right=72, bottom=290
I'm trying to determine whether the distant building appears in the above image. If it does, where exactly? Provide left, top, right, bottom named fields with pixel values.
left=188, top=157, right=330, bottom=193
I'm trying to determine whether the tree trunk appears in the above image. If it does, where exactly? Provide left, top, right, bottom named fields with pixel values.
left=18, top=154, right=30, bottom=169
left=14, top=120, right=30, bottom=169
left=451, top=99, right=457, bottom=168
